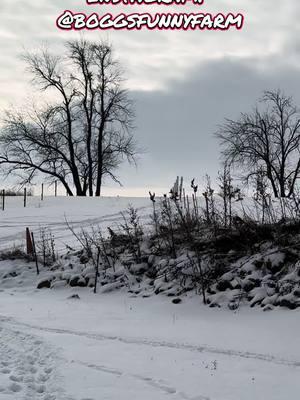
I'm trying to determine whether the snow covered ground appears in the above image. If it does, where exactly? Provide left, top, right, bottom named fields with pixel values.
left=0, top=196, right=299, bottom=399
left=0, top=196, right=151, bottom=252
left=0, top=281, right=300, bottom=400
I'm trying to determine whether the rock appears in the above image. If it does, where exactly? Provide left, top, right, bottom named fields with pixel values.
left=37, top=279, right=51, bottom=289
left=216, top=280, right=232, bottom=292
left=242, top=279, right=258, bottom=292
left=265, top=280, right=276, bottom=289
left=51, top=280, right=67, bottom=289
left=279, top=298, right=299, bottom=310
left=68, top=294, right=80, bottom=300
left=69, top=275, right=87, bottom=287
left=261, top=293, right=278, bottom=307
left=230, top=279, right=241, bottom=289
left=263, top=304, right=274, bottom=312
left=87, top=279, right=95, bottom=288
left=79, top=255, right=90, bottom=264
left=172, top=298, right=182, bottom=304
left=249, top=287, right=267, bottom=307
left=209, top=302, right=221, bottom=308
left=253, top=259, right=264, bottom=269
left=145, top=267, right=157, bottom=279
left=3, top=271, right=19, bottom=279
left=228, top=301, right=239, bottom=310
left=206, top=287, right=216, bottom=295
left=293, top=288, right=300, bottom=297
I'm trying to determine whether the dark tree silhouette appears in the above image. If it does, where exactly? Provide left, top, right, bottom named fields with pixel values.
left=0, top=39, right=137, bottom=196
left=217, top=90, right=300, bottom=198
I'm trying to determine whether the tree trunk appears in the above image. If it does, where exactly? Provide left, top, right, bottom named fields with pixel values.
left=95, top=122, right=104, bottom=197
left=95, top=166, right=103, bottom=197
left=280, top=184, right=286, bottom=197
left=86, top=118, right=94, bottom=197
left=96, top=175, right=102, bottom=197
left=266, top=168, right=279, bottom=198
left=64, top=99, right=84, bottom=197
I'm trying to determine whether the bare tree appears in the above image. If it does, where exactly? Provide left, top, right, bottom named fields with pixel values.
left=67, top=39, right=136, bottom=196
left=0, top=39, right=137, bottom=196
left=216, top=90, right=300, bottom=198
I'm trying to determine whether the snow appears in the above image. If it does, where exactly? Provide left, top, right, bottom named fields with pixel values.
left=0, top=196, right=299, bottom=399
left=0, top=266, right=300, bottom=399
left=0, top=196, right=151, bottom=252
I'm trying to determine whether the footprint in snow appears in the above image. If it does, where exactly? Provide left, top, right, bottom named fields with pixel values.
left=1, top=368, right=11, bottom=374
left=9, top=374, right=23, bottom=382
left=8, top=381, right=22, bottom=392
left=43, top=395, right=56, bottom=400
left=38, top=373, right=49, bottom=382
left=0, top=326, right=60, bottom=399
left=1, top=361, right=10, bottom=367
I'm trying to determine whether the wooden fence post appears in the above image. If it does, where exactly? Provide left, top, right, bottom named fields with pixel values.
left=41, top=184, right=44, bottom=201
left=55, top=181, right=57, bottom=197
left=24, top=188, right=27, bottom=208
left=26, top=227, right=33, bottom=255
left=2, top=189, right=5, bottom=211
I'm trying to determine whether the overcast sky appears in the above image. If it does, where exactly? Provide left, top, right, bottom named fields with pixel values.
left=1, top=1, right=300, bottom=195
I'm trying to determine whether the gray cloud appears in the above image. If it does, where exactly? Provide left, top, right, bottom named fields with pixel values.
left=122, top=55, right=300, bottom=192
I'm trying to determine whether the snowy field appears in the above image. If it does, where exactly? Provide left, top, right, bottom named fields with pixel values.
left=0, top=196, right=299, bottom=400
left=0, top=196, right=151, bottom=252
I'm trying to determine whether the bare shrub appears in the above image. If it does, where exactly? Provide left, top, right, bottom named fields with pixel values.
left=36, top=227, right=56, bottom=267
left=120, top=205, right=144, bottom=263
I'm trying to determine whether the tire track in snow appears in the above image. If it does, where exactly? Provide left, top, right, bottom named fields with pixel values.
left=1, top=316, right=299, bottom=368
left=77, top=361, right=210, bottom=400
left=0, top=206, right=151, bottom=251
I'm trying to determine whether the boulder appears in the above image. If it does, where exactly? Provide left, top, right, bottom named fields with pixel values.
left=79, top=254, right=90, bottom=264
left=69, top=275, right=87, bottom=287
left=209, top=302, right=221, bottom=308
left=51, top=280, right=67, bottom=289
left=263, top=304, right=274, bottom=312
left=216, top=280, right=232, bottom=292
left=242, top=279, right=259, bottom=293
left=206, top=287, right=216, bottom=295
left=172, top=298, right=182, bottom=304
left=37, top=279, right=51, bottom=289
left=293, top=288, right=300, bottom=297
left=228, top=301, right=239, bottom=310
left=130, top=263, right=148, bottom=275
left=68, top=294, right=80, bottom=300
left=279, top=298, right=299, bottom=310
left=230, top=279, right=241, bottom=289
